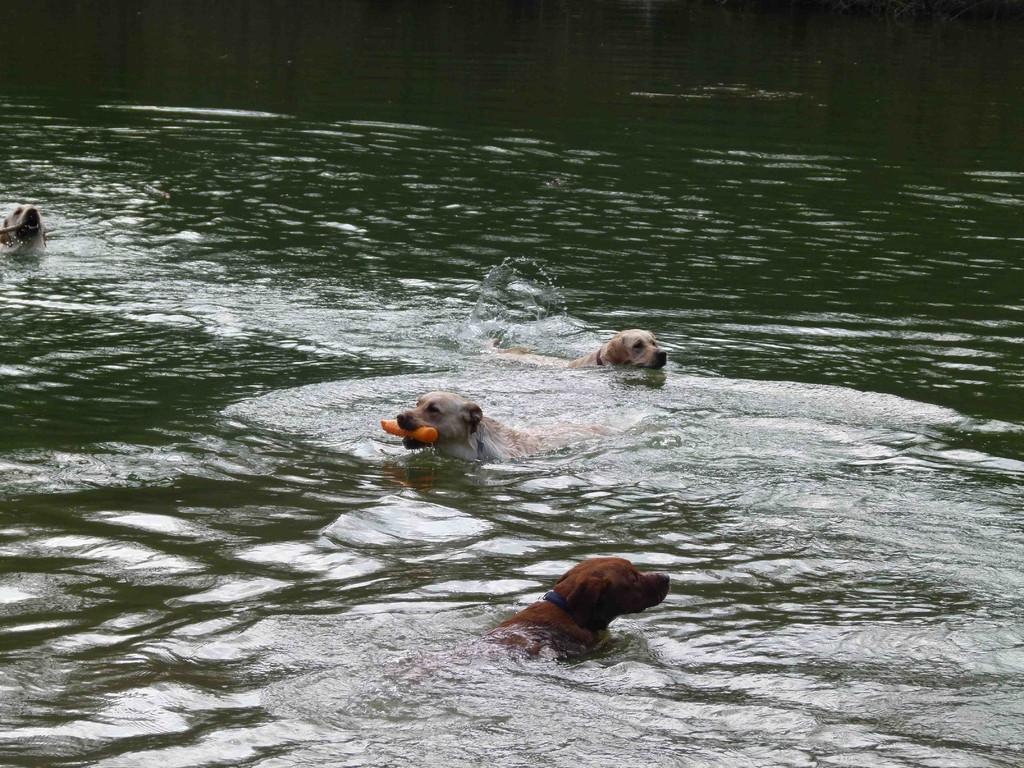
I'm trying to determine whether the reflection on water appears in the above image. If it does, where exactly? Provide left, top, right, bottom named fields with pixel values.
left=2, top=1, right=1024, bottom=766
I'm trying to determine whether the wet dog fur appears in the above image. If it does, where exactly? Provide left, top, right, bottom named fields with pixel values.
left=394, top=391, right=545, bottom=461
left=392, top=390, right=610, bottom=462
left=1, top=204, right=47, bottom=255
left=492, top=329, right=667, bottom=370
left=568, top=328, right=667, bottom=369
left=483, top=557, right=670, bottom=658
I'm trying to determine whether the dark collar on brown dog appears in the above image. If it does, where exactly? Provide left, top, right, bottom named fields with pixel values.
left=595, top=348, right=604, bottom=366
left=542, top=590, right=571, bottom=613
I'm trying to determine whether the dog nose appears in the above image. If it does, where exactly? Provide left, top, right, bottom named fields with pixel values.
left=654, top=350, right=667, bottom=367
left=396, top=413, right=414, bottom=430
left=24, top=209, right=38, bottom=226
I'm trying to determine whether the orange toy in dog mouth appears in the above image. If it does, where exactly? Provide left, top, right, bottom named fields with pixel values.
left=380, top=419, right=439, bottom=444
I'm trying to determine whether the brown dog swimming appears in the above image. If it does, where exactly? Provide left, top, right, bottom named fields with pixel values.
left=483, top=557, right=670, bottom=658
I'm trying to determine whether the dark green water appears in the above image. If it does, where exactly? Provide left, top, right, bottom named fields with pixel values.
left=2, top=2, right=1023, bottom=766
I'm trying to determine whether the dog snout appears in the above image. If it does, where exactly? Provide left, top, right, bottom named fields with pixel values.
left=652, top=350, right=667, bottom=368
left=24, top=208, right=39, bottom=226
left=396, top=412, right=416, bottom=430
left=650, top=572, right=670, bottom=599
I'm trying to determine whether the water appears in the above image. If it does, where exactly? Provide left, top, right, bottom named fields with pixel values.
left=2, top=2, right=1023, bottom=766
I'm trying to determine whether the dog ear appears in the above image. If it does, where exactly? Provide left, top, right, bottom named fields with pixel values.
left=463, top=401, right=483, bottom=434
left=555, top=566, right=606, bottom=624
left=603, top=336, right=628, bottom=365
left=558, top=575, right=607, bottom=630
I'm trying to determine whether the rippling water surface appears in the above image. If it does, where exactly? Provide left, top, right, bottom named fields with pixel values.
left=2, top=2, right=1023, bottom=766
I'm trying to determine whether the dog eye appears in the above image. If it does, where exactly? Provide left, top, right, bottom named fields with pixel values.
left=426, top=404, right=440, bottom=413
left=14, top=207, right=22, bottom=216
left=633, top=341, right=644, bottom=350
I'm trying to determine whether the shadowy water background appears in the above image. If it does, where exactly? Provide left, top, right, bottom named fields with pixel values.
left=1, top=1, right=1022, bottom=766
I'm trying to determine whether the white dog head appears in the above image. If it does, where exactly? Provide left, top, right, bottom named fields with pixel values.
left=1, top=204, right=47, bottom=255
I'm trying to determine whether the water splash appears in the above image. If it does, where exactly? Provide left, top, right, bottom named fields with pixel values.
left=460, top=257, right=573, bottom=351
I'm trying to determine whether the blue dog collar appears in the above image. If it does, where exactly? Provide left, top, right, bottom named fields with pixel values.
left=542, top=590, right=571, bottom=613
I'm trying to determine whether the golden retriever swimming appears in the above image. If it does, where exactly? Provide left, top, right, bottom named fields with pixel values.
left=393, top=391, right=544, bottom=461
left=568, top=328, right=667, bottom=369
left=1, top=205, right=47, bottom=255
left=493, top=329, right=667, bottom=370
left=483, top=557, right=670, bottom=658
left=392, top=391, right=608, bottom=461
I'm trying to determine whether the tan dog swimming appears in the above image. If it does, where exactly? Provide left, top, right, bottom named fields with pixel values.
left=492, top=329, right=667, bottom=370
left=1, top=205, right=47, bottom=255
left=391, top=391, right=609, bottom=462
left=568, top=329, right=667, bottom=369
left=393, top=391, right=544, bottom=461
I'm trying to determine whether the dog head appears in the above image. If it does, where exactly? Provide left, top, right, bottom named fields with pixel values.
left=599, top=329, right=667, bottom=369
left=1, top=205, right=47, bottom=254
left=551, top=557, right=670, bottom=632
left=395, top=391, right=483, bottom=449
